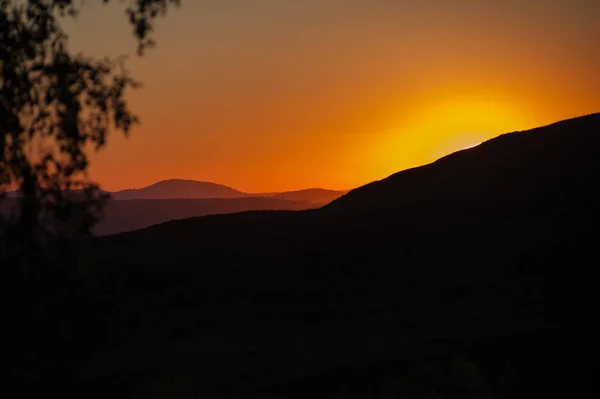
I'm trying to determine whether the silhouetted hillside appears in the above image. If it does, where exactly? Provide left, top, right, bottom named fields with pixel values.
left=326, top=113, right=600, bottom=213
left=94, top=197, right=319, bottom=235
left=83, top=113, right=600, bottom=398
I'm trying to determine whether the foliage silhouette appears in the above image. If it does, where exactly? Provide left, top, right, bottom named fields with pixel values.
left=0, top=0, right=179, bottom=395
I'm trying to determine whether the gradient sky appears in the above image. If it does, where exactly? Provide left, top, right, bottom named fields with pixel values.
left=65, top=0, right=600, bottom=192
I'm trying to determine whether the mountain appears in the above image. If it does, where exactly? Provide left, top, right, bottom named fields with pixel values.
left=326, top=113, right=600, bottom=214
left=4, top=178, right=347, bottom=207
left=2, top=180, right=346, bottom=236
left=80, top=114, right=600, bottom=397
left=111, top=179, right=247, bottom=200
left=109, top=179, right=347, bottom=206
left=94, top=197, right=320, bottom=236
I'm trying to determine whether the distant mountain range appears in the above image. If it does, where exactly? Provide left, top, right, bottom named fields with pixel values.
left=1, top=179, right=348, bottom=235
left=110, top=179, right=247, bottom=200
left=3, top=179, right=347, bottom=203
left=110, top=179, right=347, bottom=204
left=99, top=182, right=347, bottom=234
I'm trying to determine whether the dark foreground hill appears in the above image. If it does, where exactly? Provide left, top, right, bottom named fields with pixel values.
left=82, top=114, right=600, bottom=398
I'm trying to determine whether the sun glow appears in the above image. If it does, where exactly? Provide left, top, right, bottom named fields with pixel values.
left=459, top=141, right=482, bottom=151
left=369, top=94, right=533, bottom=179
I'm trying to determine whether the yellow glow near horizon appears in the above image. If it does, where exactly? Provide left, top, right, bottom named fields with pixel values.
left=412, top=98, right=528, bottom=155
left=367, top=96, right=532, bottom=179
left=459, top=142, right=483, bottom=150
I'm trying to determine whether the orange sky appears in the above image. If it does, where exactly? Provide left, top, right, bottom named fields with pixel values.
left=65, top=0, right=600, bottom=192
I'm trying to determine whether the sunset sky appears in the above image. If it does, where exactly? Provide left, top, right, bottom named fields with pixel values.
left=65, top=0, right=600, bottom=193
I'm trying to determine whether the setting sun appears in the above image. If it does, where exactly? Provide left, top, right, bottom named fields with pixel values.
left=459, top=142, right=483, bottom=151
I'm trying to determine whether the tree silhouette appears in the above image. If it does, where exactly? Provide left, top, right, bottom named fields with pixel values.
left=0, top=1, right=179, bottom=395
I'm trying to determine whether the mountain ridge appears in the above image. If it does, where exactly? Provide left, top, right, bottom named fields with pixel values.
left=111, top=179, right=247, bottom=200
left=325, top=112, right=600, bottom=212
left=85, top=112, right=600, bottom=397
left=111, top=179, right=348, bottom=203
left=2, top=178, right=348, bottom=205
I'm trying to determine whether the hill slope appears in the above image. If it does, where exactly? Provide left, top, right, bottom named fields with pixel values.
left=85, top=113, right=600, bottom=398
left=327, top=113, right=600, bottom=213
